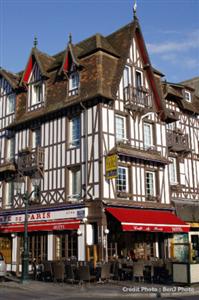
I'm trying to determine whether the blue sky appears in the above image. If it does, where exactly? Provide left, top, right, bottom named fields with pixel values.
left=0, top=0, right=198, bottom=82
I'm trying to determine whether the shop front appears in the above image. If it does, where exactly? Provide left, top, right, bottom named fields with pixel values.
left=106, top=207, right=190, bottom=261
left=173, top=202, right=199, bottom=284
left=0, top=205, right=88, bottom=274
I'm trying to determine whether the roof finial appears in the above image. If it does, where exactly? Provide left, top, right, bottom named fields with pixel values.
left=33, top=35, right=38, bottom=48
left=133, top=0, right=137, bottom=19
left=68, top=32, right=72, bottom=44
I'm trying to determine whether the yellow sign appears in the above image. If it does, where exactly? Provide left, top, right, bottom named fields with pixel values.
left=106, top=155, right=118, bottom=179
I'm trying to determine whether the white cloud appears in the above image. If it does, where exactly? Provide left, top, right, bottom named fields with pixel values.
left=147, top=29, right=199, bottom=54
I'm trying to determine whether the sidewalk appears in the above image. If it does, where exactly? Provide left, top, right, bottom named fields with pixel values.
left=1, top=276, right=199, bottom=298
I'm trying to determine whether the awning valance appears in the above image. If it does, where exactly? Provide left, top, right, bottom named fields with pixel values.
left=0, top=219, right=80, bottom=233
left=106, top=207, right=190, bottom=233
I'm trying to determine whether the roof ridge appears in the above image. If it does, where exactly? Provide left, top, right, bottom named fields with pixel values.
left=106, top=21, right=134, bottom=38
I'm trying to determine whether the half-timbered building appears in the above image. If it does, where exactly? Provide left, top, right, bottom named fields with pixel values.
left=0, top=11, right=196, bottom=274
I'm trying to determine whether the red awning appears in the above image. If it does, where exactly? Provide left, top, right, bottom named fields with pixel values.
left=0, top=219, right=80, bottom=233
left=106, top=207, right=190, bottom=233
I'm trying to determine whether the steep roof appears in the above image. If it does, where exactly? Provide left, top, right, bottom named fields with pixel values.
left=0, top=68, right=19, bottom=89
left=5, top=18, right=166, bottom=127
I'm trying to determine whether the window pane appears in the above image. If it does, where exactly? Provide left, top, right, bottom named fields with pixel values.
left=72, top=169, right=81, bottom=197
left=116, top=167, right=127, bottom=192
left=71, top=116, right=80, bottom=147
left=136, top=71, right=142, bottom=88
left=70, top=73, right=79, bottom=91
left=169, top=158, right=177, bottom=183
left=146, top=172, right=155, bottom=196
left=116, top=116, right=125, bottom=141
left=7, top=94, right=15, bottom=114
left=123, top=66, right=130, bottom=88
left=144, top=123, right=152, bottom=148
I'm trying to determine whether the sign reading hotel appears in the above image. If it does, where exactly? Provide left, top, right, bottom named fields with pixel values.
left=106, top=154, right=118, bottom=179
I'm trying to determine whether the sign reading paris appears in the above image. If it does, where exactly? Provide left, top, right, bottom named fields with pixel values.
left=106, top=154, right=118, bottom=179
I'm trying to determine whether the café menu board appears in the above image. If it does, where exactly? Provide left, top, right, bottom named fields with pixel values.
left=173, top=234, right=189, bottom=262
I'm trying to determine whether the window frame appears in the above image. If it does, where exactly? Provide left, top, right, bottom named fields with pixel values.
left=69, top=72, right=80, bottom=92
left=7, top=93, right=15, bottom=114
left=184, top=90, right=191, bottom=102
left=69, top=167, right=81, bottom=199
left=135, top=70, right=143, bottom=89
left=6, top=136, right=15, bottom=162
left=123, top=65, right=131, bottom=88
left=143, top=122, right=153, bottom=149
left=115, top=115, right=127, bottom=143
left=116, top=166, right=128, bottom=193
left=169, top=157, right=178, bottom=185
left=32, top=127, right=41, bottom=148
left=5, top=181, right=14, bottom=208
left=70, top=115, right=81, bottom=148
left=146, top=171, right=156, bottom=197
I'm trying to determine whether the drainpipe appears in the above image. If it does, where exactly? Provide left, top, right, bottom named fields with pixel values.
left=80, top=102, right=88, bottom=200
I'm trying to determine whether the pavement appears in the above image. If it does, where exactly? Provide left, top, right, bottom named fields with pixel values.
left=0, top=275, right=199, bottom=298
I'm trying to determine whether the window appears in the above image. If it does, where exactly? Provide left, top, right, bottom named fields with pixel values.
left=115, top=115, right=126, bottom=142
left=33, top=83, right=43, bottom=104
left=28, top=233, right=47, bottom=263
left=146, top=171, right=156, bottom=197
left=7, top=94, right=15, bottom=114
left=55, top=232, right=77, bottom=260
left=123, top=66, right=131, bottom=88
left=7, top=137, right=15, bottom=162
left=69, top=168, right=81, bottom=199
left=70, top=116, right=80, bottom=147
left=5, top=181, right=14, bottom=208
left=135, top=70, right=142, bottom=89
left=143, top=123, right=153, bottom=149
left=116, top=167, right=128, bottom=193
left=69, top=72, right=79, bottom=92
left=32, top=128, right=41, bottom=148
left=169, top=157, right=178, bottom=184
left=184, top=90, right=191, bottom=102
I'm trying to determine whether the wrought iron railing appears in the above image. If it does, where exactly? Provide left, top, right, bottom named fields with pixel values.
left=167, top=130, right=189, bottom=151
left=123, top=85, right=152, bottom=108
left=17, top=146, right=44, bottom=175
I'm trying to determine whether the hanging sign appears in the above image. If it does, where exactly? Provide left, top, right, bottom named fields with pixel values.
left=106, top=154, right=118, bottom=179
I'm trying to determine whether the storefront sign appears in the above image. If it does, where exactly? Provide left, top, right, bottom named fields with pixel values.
left=0, top=208, right=86, bottom=225
left=106, top=154, right=118, bottom=179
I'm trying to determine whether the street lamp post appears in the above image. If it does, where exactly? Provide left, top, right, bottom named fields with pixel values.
left=14, top=175, right=41, bottom=283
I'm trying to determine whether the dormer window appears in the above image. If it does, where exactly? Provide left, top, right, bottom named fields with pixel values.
left=184, top=90, right=191, bottom=102
left=7, top=94, right=15, bottom=114
left=33, top=83, right=43, bottom=104
left=27, top=63, right=45, bottom=111
left=69, top=72, right=79, bottom=96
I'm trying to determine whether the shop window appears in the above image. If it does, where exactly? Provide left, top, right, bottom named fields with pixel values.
left=115, top=115, right=127, bottom=143
left=146, top=171, right=156, bottom=198
left=70, top=116, right=80, bottom=147
left=7, top=94, right=15, bottom=114
left=55, top=232, right=77, bottom=260
left=169, top=157, right=178, bottom=184
left=116, top=167, right=128, bottom=193
left=25, top=233, right=47, bottom=263
left=143, top=123, right=153, bottom=149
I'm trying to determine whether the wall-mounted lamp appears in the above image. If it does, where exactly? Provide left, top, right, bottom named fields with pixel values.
left=82, top=217, right=88, bottom=224
left=77, top=229, right=82, bottom=236
left=11, top=233, right=16, bottom=238
left=104, top=228, right=110, bottom=235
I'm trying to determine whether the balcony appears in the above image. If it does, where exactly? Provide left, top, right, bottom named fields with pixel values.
left=17, top=146, right=44, bottom=176
left=167, top=130, right=189, bottom=152
left=0, top=159, right=16, bottom=181
left=165, top=108, right=180, bottom=123
left=123, top=85, right=152, bottom=113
